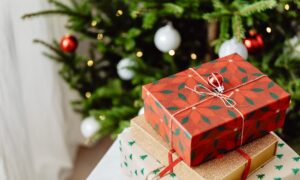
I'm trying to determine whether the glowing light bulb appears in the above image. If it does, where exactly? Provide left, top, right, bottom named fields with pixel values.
left=91, top=20, right=97, bottom=27
left=85, top=92, right=91, bottom=98
left=266, top=27, right=272, bottom=33
left=168, top=50, right=175, bottom=56
left=136, top=51, right=143, bottom=57
left=190, top=53, right=197, bottom=60
left=116, top=10, right=123, bottom=16
left=99, top=115, right=106, bottom=121
left=97, top=33, right=103, bottom=40
left=284, top=4, right=290, bottom=11
left=87, top=60, right=94, bottom=67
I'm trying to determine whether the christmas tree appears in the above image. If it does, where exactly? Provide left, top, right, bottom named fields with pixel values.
left=23, top=0, right=300, bottom=148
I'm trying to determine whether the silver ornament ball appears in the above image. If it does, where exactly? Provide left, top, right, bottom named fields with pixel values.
left=80, top=116, right=101, bottom=138
left=154, top=23, right=181, bottom=53
left=117, top=58, right=136, bottom=80
left=218, top=38, right=248, bottom=59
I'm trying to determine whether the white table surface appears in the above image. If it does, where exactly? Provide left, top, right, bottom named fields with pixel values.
left=87, top=137, right=127, bottom=180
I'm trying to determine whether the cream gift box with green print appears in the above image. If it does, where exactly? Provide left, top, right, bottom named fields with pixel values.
left=119, top=128, right=178, bottom=180
left=118, top=120, right=300, bottom=179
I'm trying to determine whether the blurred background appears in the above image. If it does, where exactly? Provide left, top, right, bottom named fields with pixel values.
left=1, top=0, right=300, bottom=179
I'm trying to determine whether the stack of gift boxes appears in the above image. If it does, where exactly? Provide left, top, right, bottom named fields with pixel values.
left=119, top=54, right=300, bottom=179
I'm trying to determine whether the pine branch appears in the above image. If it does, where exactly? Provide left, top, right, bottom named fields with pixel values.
left=33, top=39, right=69, bottom=60
left=232, top=15, right=245, bottom=41
left=22, top=10, right=88, bottom=19
left=219, top=16, right=229, bottom=40
left=142, top=11, right=158, bottom=29
left=163, top=3, right=184, bottom=15
left=238, top=0, right=277, bottom=16
left=202, top=11, right=230, bottom=21
left=49, top=0, right=72, bottom=11
left=70, top=0, right=81, bottom=10
left=212, top=0, right=226, bottom=10
left=42, top=52, right=64, bottom=62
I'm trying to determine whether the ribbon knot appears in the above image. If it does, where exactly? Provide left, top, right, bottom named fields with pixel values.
left=186, top=84, right=237, bottom=108
left=183, top=68, right=245, bottom=147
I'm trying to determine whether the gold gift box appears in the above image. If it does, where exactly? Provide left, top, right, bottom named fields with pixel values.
left=131, top=115, right=278, bottom=180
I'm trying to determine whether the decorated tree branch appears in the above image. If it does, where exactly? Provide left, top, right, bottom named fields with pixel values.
left=23, top=0, right=300, bottom=150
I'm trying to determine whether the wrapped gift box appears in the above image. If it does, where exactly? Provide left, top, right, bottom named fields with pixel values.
left=130, top=115, right=279, bottom=180
left=119, top=128, right=177, bottom=180
left=119, top=125, right=300, bottom=180
left=142, top=53, right=290, bottom=166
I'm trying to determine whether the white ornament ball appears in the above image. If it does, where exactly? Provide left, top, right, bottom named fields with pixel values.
left=138, top=107, right=144, bottom=115
left=289, top=36, right=300, bottom=58
left=117, top=58, right=136, bottom=80
left=218, top=38, right=248, bottom=59
left=81, top=116, right=100, bottom=138
left=154, top=23, right=181, bottom=52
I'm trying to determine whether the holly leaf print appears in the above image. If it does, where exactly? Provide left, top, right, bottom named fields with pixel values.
left=245, top=97, right=255, bottom=105
left=208, top=105, right=222, bottom=110
left=160, top=90, right=173, bottom=94
left=238, top=66, right=247, bottom=73
left=270, top=92, right=279, bottom=100
left=220, top=67, right=227, bottom=73
left=201, top=115, right=211, bottom=124
left=252, top=88, right=264, bottom=92
left=178, top=93, right=187, bottom=101
left=167, top=106, right=179, bottom=110
left=178, top=83, right=186, bottom=90
left=268, top=81, right=275, bottom=88
left=181, top=116, right=189, bottom=124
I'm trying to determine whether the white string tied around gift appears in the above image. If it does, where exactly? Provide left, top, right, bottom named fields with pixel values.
left=184, top=68, right=245, bottom=146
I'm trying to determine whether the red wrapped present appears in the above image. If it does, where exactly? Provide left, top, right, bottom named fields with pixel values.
left=142, top=53, right=290, bottom=166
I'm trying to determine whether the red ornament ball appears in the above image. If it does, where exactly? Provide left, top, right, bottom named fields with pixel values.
left=243, top=30, right=264, bottom=53
left=207, top=72, right=224, bottom=93
left=60, top=35, right=78, bottom=53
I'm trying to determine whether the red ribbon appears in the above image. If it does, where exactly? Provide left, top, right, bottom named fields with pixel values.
left=236, top=149, right=252, bottom=180
left=159, top=149, right=182, bottom=178
left=159, top=148, right=251, bottom=179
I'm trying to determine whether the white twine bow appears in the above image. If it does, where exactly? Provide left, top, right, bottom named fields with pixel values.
left=185, top=84, right=236, bottom=108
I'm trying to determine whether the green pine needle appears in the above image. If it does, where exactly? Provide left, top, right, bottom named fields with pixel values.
left=142, top=11, right=157, bottom=29
left=212, top=0, right=226, bottom=10
left=238, top=0, right=277, bottom=16
left=33, top=39, right=69, bottom=59
left=202, top=11, right=229, bottom=21
left=219, top=16, right=230, bottom=39
left=163, top=3, right=184, bottom=15
left=22, top=10, right=87, bottom=19
left=49, top=0, right=73, bottom=11
left=232, top=15, right=245, bottom=41
left=42, top=52, right=63, bottom=62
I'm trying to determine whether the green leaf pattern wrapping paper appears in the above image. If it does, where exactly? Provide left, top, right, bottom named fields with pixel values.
left=119, top=129, right=300, bottom=180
